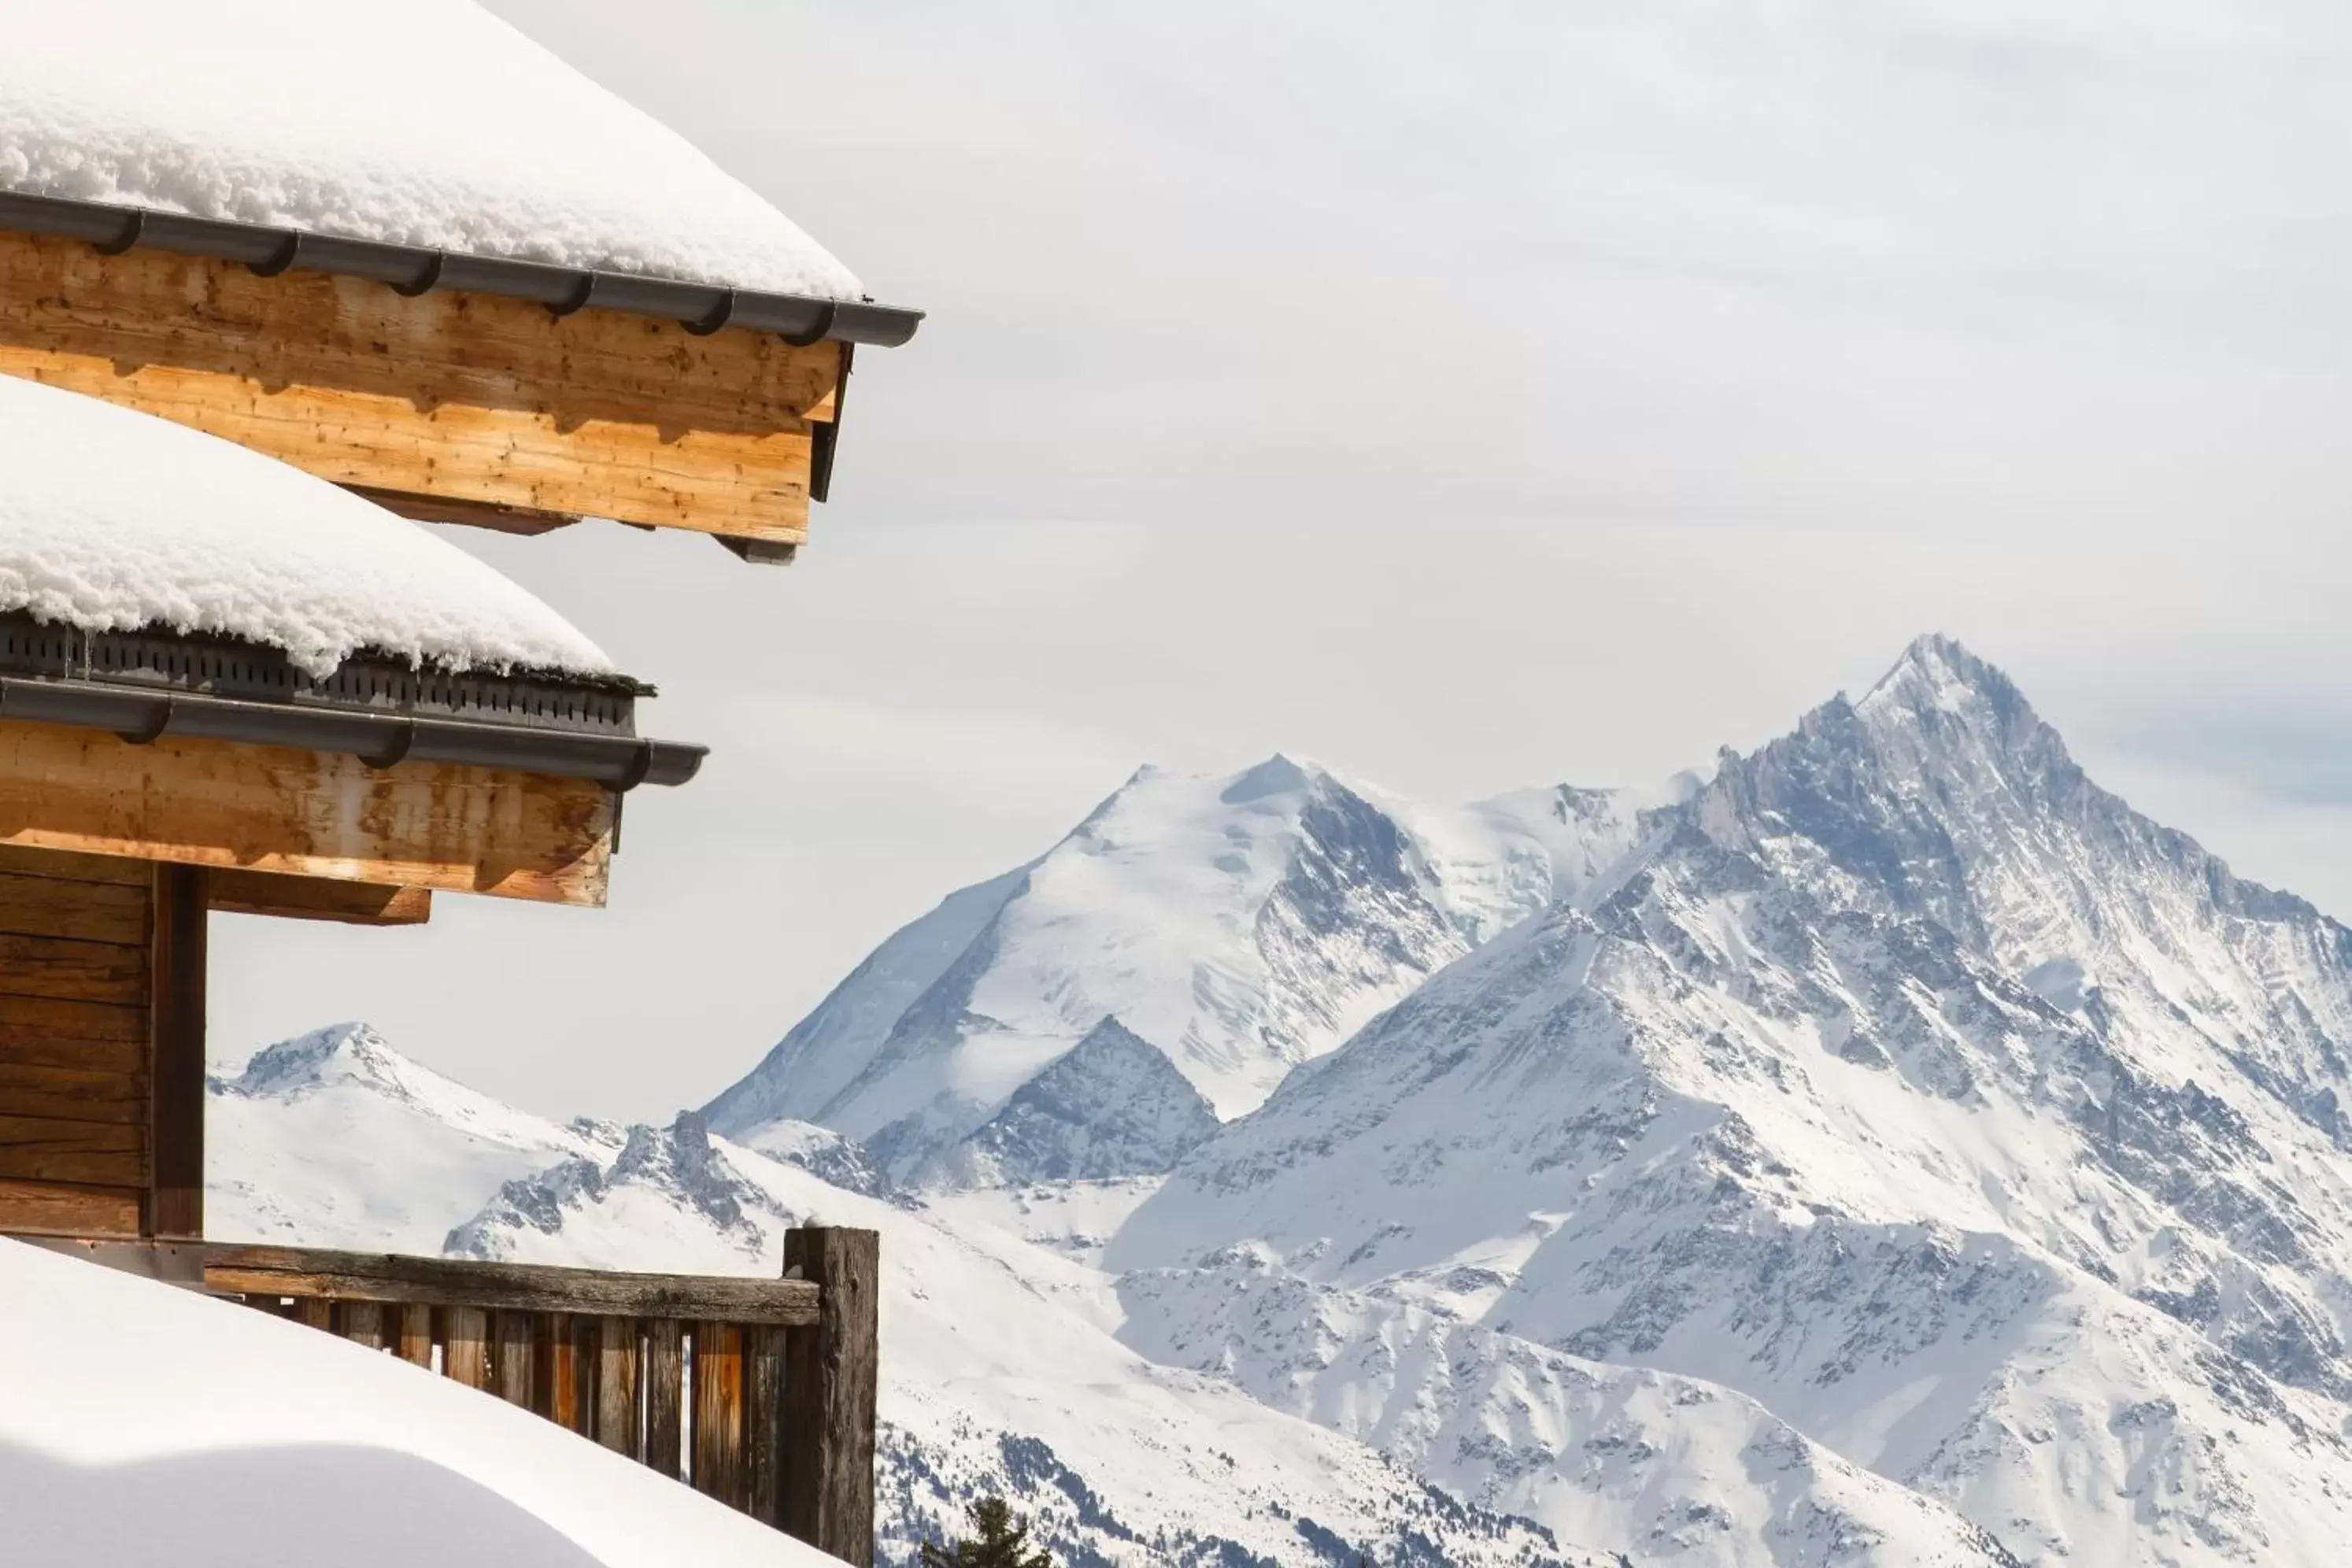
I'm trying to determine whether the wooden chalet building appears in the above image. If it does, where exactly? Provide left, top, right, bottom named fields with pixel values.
left=0, top=8, right=921, bottom=1564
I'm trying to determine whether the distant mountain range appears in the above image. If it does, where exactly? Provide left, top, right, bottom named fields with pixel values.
left=210, top=636, right=2352, bottom=1566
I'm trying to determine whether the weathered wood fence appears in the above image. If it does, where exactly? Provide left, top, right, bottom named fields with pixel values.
left=29, top=1228, right=879, bottom=1565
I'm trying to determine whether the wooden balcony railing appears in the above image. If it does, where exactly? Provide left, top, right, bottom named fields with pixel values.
left=20, top=1227, right=879, bottom=1567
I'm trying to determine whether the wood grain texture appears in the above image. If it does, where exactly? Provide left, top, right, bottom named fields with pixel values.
left=341, top=1300, right=386, bottom=1352
left=779, top=1227, right=881, bottom=1566
left=0, top=845, right=152, bottom=886
left=207, top=869, right=432, bottom=927
left=200, top=1244, right=821, bottom=1325
left=445, top=1307, right=490, bottom=1390
left=0, top=720, right=612, bottom=908
left=0, top=1114, right=142, bottom=1185
left=645, top=1318, right=685, bottom=1481
left=595, top=1315, right=641, bottom=1458
left=0, top=999, right=147, bottom=1052
left=494, top=1311, right=535, bottom=1409
left=547, top=1312, right=590, bottom=1434
left=693, top=1321, right=748, bottom=1510
left=398, top=1302, right=435, bottom=1368
left=0, top=230, right=841, bottom=545
left=0, top=1060, right=146, bottom=1125
left=0, top=871, right=149, bottom=945
left=0, top=1175, right=140, bottom=1237
left=746, top=1323, right=788, bottom=1528
left=0, top=932, right=146, bottom=1007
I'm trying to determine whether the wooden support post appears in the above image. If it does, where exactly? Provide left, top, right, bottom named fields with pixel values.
left=595, top=1315, right=641, bottom=1459
left=746, top=1323, right=788, bottom=1528
left=693, top=1320, right=747, bottom=1509
left=645, top=1318, right=685, bottom=1480
left=779, top=1227, right=880, bottom=1566
left=146, top=864, right=205, bottom=1240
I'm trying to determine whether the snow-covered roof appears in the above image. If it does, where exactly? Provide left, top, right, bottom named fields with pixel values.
left=0, top=375, right=614, bottom=681
left=0, top=1238, right=838, bottom=1568
left=0, top=0, right=863, bottom=302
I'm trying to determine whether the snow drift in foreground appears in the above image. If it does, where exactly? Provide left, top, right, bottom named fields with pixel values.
left=0, top=375, right=615, bottom=679
left=0, top=0, right=864, bottom=299
left=0, top=1237, right=833, bottom=1568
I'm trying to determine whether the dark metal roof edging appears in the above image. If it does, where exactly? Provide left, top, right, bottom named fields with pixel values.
left=0, top=190, right=924, bottom=349
left=0, top=676, right=705, bottom=790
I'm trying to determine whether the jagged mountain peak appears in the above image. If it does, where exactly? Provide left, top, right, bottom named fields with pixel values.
left=446, top=1110, right=778, bottom=1264
left=222, top=1020, right=401, bottom=1096
left=1121, top=641, right=2352, bottom=1568
left=218, top=1022, right=513, bottom=1127
left=923, top=1015, right=1222, bottom=1188
left=1215, top=751, right=1328, bottom=804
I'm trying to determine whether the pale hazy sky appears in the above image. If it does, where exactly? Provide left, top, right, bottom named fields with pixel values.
left=210, top=0, right=2352, bottom=1120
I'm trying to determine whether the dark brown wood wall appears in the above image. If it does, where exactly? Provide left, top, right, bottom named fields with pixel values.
left=0, top=845, right=203, bottom=1240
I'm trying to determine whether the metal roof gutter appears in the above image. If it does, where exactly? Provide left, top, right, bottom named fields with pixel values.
left=0, top=676, right=704, bottom=790
left=0, top=190, right=924, bottom=349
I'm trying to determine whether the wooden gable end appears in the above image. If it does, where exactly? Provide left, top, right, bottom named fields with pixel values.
left=0, top=229, right=845, bottom=553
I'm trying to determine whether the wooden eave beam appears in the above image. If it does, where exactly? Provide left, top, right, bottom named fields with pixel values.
left=0, top=229, right=842, bottom=551
left=0, top=842, right=430, bottom=925
left=208, top=869, right=432, bottom=927
left=0, top=719, right=610, bottom=908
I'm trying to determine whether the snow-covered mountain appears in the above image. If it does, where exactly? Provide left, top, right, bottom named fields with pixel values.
left=209, top=1022, right=613, bottom=1254
left=1113, top=635, right=2352, bottom=1566
left=206, top=634, right=2352, bottom=1565
left=703, top=755, right=1653, bottom=1178
left=203, top=1034, right=1601, bottom=1568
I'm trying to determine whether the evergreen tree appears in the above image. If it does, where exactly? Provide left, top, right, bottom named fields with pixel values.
left=919, top=1496, right=1052, bottom=1568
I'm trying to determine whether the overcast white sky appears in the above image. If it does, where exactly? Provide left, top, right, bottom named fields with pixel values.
left=209, top=0, right=2352, bottom=1121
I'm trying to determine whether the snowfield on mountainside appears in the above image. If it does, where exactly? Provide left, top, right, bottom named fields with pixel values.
left=703, top=754, right=1662, bottom=1179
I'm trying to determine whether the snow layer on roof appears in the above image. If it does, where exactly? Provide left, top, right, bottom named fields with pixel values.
left=0, top=0, right=864, bottom=301
left=0, top=375, right=614, bottom=680
left=0, top=1238, right=835, bottom=1568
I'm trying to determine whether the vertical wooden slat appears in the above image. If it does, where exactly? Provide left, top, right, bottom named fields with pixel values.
left=445, top=1306, right=490, bottom=1389
left=645, top=1317, right=685, bottom=1480
left=240, top=1292, right=291, bottom=1318
left=147, top=865, right=205, bottom=1240
left=494, top=1310, right=535, bottom=1407
left=779, top=1227, right=880, bottom=1566
left=746, top=1323, right=788, bottom=1528
left=397, top=1302, right=434, bottom=1367
left=296, top=1296, right=332, bottom=1333
left=547, top=1311, right=585, bottom=1433
left=595, top=1315, right=641, bottom=1458
left=341, top=1299, right=386, bottom=1352
left=693, top=1320, right=747, bottom=1509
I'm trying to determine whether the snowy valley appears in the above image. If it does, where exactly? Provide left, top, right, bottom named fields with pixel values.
left=205, top=637, right=2352, bottom=1566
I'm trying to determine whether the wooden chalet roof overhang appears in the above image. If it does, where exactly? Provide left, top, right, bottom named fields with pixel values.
left=0, top=191, right=926, bottom=563
left=0, top=613, right=701, bottom=915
